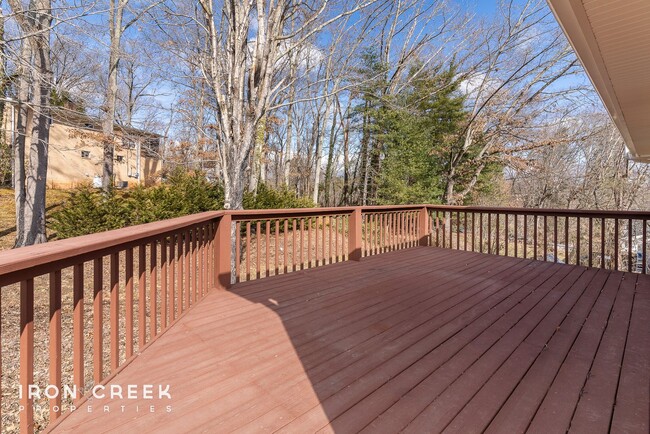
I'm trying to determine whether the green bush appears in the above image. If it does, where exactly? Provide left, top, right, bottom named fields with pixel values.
left=49, top=186, right=131, bottom=238
left=50, top=170, right=312, bottom=239
left=128, top=168, right=224, bottom=224
left=244, top=183, right=314, bottom=210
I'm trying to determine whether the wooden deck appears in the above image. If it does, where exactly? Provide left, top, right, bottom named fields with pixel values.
left=51, top=247, right=649, bottom=433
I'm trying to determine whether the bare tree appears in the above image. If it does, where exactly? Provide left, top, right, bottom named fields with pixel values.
left=8, top=0, right=53, bottom=246
left=102, top=0, right=159, bottom=190
left=442, top=0, right=584, bottom=204
left=192, top=0, right=377, bottom=209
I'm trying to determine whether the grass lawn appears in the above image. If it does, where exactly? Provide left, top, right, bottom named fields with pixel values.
left=0, top=188, right=69, bottom=250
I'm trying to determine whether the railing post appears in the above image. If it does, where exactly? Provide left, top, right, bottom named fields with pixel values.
left=349, top=207, right=363, bottom=261
left=216, top=214, right=232, bottom=290
left=419, top=206, right=429, bottom=246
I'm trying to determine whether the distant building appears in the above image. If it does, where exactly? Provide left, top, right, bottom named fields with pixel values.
left=2, top=101, right=163, bottom=189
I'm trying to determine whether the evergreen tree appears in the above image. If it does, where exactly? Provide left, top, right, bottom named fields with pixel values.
left=376, top=64, right=466, bottom=204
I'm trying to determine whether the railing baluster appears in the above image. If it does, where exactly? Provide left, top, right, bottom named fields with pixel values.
left=207, top=224, right=212, bottom=289
left=456, top=212, right=460, bottom=251
left=20, top=278, right=34, bottom=433
left=73, top=263, right=84, bottom=395
left=256, top=221, right=261, bottom=279
left=553, top=216, right=558, bottom=263
left=169, top=236, right=175, bottom=322
left=504, top=214, right=509, bottom=256
left=183, top=231, right=190, bottom=308
left=464, top=212, right=468, bottom=251
left=93, top=258, right=104, bottom=381
left=328, top=215, right=334, bottom=262
left=110, top=252, right=120, bottom=371
left=139, top=244, right=147, bottom=347
left=435, top=211, right=440, bottom=247
left=275, top=219, right=280, bottom=274
left=614, top=219, right=619, bottom=270
left=514, top=214, right=518, bottom=258
left=266, top=220, right=271, bottom=277
left=628, top=219, right=632, bottom=273
left=478, top=212, right=483, bottom=253
left=283, top=220, right=289, bottom=273
left=523, top=215, right=528, bottom=259
left=601, top=218, right=606, bottom=269
left=322, top=215, right=326, bottom=263
left=294, top=218, right=299, bottom=270
left=588, top=218, right=593, bottom=267
left=306, top=217, right=312, bottom=267
left=401, top=211, right=404, bottom=249
left=178, top=233, right=184, bottom=313
left=300, top=218, right=305, bottom=270
left=495, top=213, right=500, bottom=255
left=442, top=212, right=446, bottom=249
left=246, top=222, right=251, bottom=281
left=533, top=215, right=538, bottom=260
left=488, top=213, right=492, bottom=255
left=150, top=242, right=157, bottom=338
left=235, top=223, right=241, bottom=282
left=208, top=222, right=215, bottom=289
left=199, top=225, right=208, bottom=294
left=643, top=219, right=647, bottom=274
left=198, top=227, right=203, bottom=292
left=315, top=216, right=320, bottom=265
left=544, top=215, right=548, bottom=261
left=335, top=216, right=340, bottom=262
left=576, top=217, right=581, bottom=266
left=126, top=248, right=134, bottom=358
left=391, top=213, right=396, bottom=251
left=161, top=238, right=168, bottom=329
left=371, top=213, right=376, bottom=255
left=565, top=217, right=569, bottom=264
left=49, top=270, right=62, bottom=420
left=448, top=212, right=452, bottom=250
left=192, top=227, right=198, bottom=300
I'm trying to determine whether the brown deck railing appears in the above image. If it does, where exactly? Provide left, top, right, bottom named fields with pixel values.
left=428, top=205, right=650, bottom=273
left=0, top=204, right=647, bottom=432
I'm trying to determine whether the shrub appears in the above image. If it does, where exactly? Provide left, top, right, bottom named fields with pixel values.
left=128, top=168, right=224, bottom=225
left=50, top=171, right=312, bottom=239
left=49, top=186, right=131, bottom=238
left=244, top=183, right=314, bottom=210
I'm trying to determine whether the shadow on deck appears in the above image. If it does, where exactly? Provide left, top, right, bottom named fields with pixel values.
left=50, top=247, right=649, bottom=433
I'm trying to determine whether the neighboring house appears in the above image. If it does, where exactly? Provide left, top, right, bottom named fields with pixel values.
left=2, top=100, right=163, bottom=188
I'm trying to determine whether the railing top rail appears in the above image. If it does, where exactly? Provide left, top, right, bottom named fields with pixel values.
left=427, top=204, right=650, bottom=219
left=0, top=211, right=224, bottom=287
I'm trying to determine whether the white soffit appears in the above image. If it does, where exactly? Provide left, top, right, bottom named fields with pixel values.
left=547, top=0, right=650, bottom=162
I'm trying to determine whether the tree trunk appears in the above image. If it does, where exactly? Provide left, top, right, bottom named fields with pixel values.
left=340, top=114, right=351, bottom=206
left=322, top=100, right=340, bottom=206
left=102, top=0, right=125, bottom=191
left=312, top=99, right=331, bottom=204
left=13, top=40, right=30, bottom=246
left=249, top=115, right=266, bottom=194
left=11, top=0, right=52, bottom=247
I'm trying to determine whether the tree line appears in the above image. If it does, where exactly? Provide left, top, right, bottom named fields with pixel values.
left=0, top=0, right=647, bottom=246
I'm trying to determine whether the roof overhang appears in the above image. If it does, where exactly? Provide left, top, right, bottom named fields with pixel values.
left=547, top=0, right=650, bottom=163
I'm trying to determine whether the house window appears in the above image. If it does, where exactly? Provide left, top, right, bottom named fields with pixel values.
left=116, top=155, right=124, bottom=162
left=81, top=150, right=90, bottom=158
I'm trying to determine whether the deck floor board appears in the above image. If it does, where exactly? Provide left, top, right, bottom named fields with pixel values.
left=50, top=247, right=650, bottom=433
